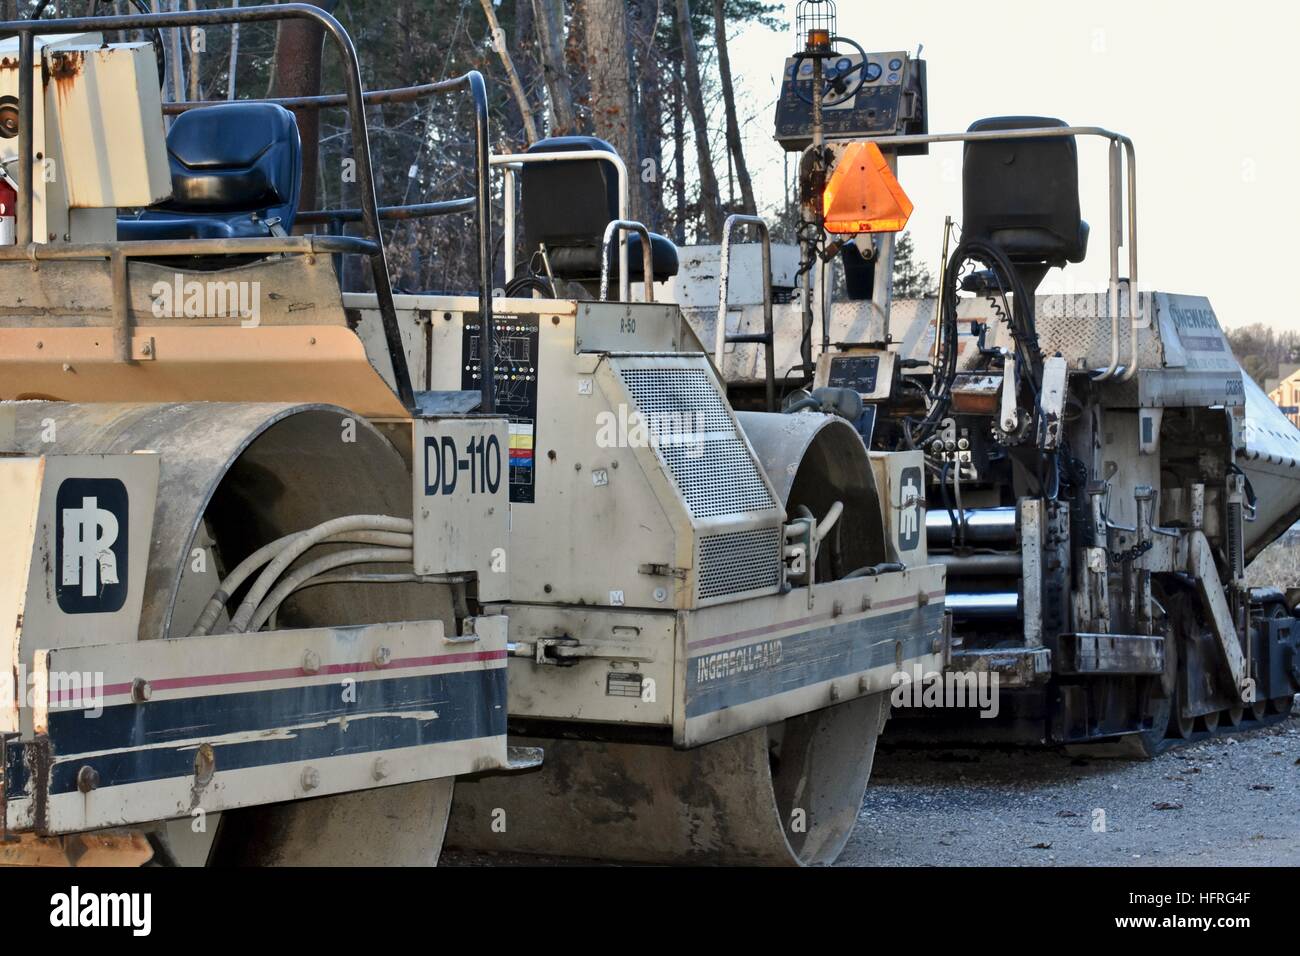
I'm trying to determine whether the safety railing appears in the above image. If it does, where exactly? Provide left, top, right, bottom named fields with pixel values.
left=599, top=220, right=655, bottom=303
left=868, top=125, right=1140, bottom=382
left=716, top=215, right=776, bottom=412
left=491, top=150, right=632, bottom=300
left=0, top=3, right=496, bottom=414
left=165, top=70, right=496, bottom=411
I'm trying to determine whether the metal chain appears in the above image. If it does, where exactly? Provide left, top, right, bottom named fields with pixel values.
left=1111, top=540, right=1153, bottom=564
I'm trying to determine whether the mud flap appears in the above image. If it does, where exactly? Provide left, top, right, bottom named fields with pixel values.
left=4, top=617, right=508, bottom=836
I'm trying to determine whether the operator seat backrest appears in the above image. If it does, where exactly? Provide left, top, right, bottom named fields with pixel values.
left=166, top=102, right=302, bottom=220
left=521, top=135, right=620, bottom=253
left=118, top=102, right=302, bottom=242
left=520, top=135, right=678, bottom=284
left=962, top=116, right=1089, bottom=287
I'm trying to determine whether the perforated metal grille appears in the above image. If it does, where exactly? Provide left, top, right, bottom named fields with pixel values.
left=697, top=527, right=783, bottom=600
left=618, top=366, right=775, bottom=519
left=619, top=367, right=734, bottom=431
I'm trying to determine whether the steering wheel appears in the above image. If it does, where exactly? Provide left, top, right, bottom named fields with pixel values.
left=30, top=0, right=169, bottom=90
left=790, top=35, right=871, bottom=109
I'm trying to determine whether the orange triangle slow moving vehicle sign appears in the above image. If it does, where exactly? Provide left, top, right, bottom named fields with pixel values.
left=823, top=141, right=913, bottom=235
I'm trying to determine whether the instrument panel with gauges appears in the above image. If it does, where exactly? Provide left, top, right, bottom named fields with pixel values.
left=814, top=348, right=896, bottom=403
left=775, top=49, right=928, bottom=152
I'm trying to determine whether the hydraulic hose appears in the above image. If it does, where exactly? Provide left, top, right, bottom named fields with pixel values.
left=244, top=546, right=414, bottom=633
left=190, top=524, right=414, bottom=636
left=219, top=515, right=414, bottom=634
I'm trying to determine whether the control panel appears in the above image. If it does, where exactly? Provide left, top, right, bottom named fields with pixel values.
left=774, top=50, right=927, bottom=152
left=815, top=348, right=896, bottom=403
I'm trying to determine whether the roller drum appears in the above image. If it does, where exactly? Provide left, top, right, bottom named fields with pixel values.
left=926, top=506, right=1018, bottom=547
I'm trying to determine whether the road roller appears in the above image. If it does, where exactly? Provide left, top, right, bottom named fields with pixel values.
left=0, top=4, right=946, bottom=867
left=669, top=14, right=1300, bottom=754
left=0, top=5, right=531, bottom=867
left=354, top=149, right=945, bottom=867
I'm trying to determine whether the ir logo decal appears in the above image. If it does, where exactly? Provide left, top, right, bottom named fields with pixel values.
left=55, top=478, right=129, bottom=614
left=897, top=466, right=922, bottom=552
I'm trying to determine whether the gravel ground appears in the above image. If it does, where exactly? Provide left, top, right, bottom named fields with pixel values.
left=843, top=706, right=1300, bottom=866
left=444, top=701, right=1298, bottom=867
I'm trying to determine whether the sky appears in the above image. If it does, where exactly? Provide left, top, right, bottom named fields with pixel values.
left=725, top=0, right=1300, bottom=330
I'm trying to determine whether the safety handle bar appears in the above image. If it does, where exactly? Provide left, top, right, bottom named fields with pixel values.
left=490, top=149, right=631, bottom=298
left=716, top=214, right=776, bottom=412
left=599, top=220, right=654, bottom=304
left=868, top=125, right=1140, bottom=383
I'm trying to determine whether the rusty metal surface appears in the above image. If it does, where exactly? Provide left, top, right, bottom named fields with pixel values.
left=0, top=251, right=348, bottom=327
left=948, top=647, right=1053, bottom=688
left=0, top=831, right=154, bottom=867
left=0, top=234, right=371, bottom=262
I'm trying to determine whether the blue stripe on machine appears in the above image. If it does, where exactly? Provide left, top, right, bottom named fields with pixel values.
left=686, top=604, right=943, bottom=717
left=3, top=738, right=28, bottom=801
left=9, top=668, right=505, bottom=798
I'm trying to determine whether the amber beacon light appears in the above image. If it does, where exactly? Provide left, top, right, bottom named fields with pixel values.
left=796, top=0, right=836, bottom=55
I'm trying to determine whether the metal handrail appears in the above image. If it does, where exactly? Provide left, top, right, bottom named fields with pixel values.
left=163, top=78, right=465, bottom=114
left=598, top=220, right=654, bottom=303
left=165, top=77, right=494, bottom=390
left=0, top=235, right=372, bottom=260
left=867, top=125, right=1139, bottom=382
left=296, top=199, right=476, bottom=226
left=491, top=149, right=630, bottom=299
left=716, top=214, right=776, bottom=412
left=0, top=5, right=497, bottom=413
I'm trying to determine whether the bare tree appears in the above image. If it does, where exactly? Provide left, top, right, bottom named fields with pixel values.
left=712, top=0, right=755, bottom=215
left=580, top=0, right=641, bottom=220
left=168, top=0, right=185, bottom=105
left=226, top=0, right=240, bottom=101
left=477, top=0, right=539, bottom=146
left=675, top=0, right=722, bottom=241
left=629, top=0, right=664, bottom=233
left=267, top=0, right=341, bottom=214
left=531, top=0, right=579, bottom=135
left=671, top=52, right=686, bottom=243
left=187, top=0, right=201, bottom=101
left=513, top=0, right=546, bottom=140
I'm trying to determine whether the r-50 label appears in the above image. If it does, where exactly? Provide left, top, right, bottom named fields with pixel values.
left=424, top=433, right=502, bottom=496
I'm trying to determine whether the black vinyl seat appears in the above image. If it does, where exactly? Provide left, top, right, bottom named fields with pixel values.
left=545, top=231, right=679, bottom=281
left=521, top=135, right=679, bottom=284
left=962, top=116, right=1089, bottom=289
left=118, top=103, right=302, bottom=242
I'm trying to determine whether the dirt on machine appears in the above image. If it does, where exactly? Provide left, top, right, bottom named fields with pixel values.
left=0, top=2, right=1296, bottom=870
left=666, top=5, right=1300, bottom=755
left=0, top=3, right=946, bottom=868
